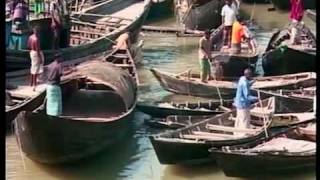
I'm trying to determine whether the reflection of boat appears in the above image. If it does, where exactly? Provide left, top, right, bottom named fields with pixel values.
left=151, top=68, right=316, bottom=99
left=14, top=58, right=138, bottom=164
left=210, top=123, right=316, bottom=177
left=6, top=0, right=151, bottom=72
left=137, top=99, right=233, bottom=118
left=270, top=0, right=315, bottom=10
left=262, top=26, right=316, bottom=76
left=174, top=0, right=224, bottom=30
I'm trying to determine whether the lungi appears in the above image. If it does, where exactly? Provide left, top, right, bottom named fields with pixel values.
left=30, top=50, right=44, bottom=75
left=223, top=25, right=232, bottom=47
left=234, top=108, right=251, bottom=136
left=46, top=84, right=62, bottom=116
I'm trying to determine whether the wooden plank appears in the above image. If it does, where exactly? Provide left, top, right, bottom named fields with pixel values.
left=206, top=124, right=259, bottom=134
left=181, top=134, right=230, bottom=141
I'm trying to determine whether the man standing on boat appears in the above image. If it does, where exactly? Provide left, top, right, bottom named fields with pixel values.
left=46, top=53, right=74, bottom=116
left=233, top=68, right=258, bottom=136
left=28, top=26, right=44, bottom=91
left=198, top=30, right=212, bottom=83
left=221, top=0, right=237, bottom=49
left=289, top=0, right=304, bottom=45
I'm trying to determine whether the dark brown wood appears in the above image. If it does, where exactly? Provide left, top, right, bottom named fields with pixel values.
left=151, top=68, right=316, bottom=99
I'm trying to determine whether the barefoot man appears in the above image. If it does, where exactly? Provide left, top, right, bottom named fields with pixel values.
left=198, top=30, right=212, bottom=83
left=27, top=26, right=44, bottom=91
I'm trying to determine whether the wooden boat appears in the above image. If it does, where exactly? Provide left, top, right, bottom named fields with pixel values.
left=174, top=0, right=224, bottom=30
left=149, top=95, right=314, bottom=165
left=209, top=24, right=259, bottom=77
left=306, top=9, right=316, bottom=23
left=270, top=0, right=315, bottom=10
left=137, top=99, right=233, bottom=118
left=151, top=68, right=316, bottom=99
left=262, top=25, right=316, bottom=76
left=6, top=91, right=46, bottom=130
left=209, top=124, right=316, bottom=177
left=14, top=59, right=138, bottom=164
left=150, top=97, right=279, bottom=165
left=6, top=0, right=151, bottom=71
left=146, top=92, right=314, bottom=129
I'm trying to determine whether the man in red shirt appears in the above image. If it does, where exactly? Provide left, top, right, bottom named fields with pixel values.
left=27, top=26, right=44, bottom=91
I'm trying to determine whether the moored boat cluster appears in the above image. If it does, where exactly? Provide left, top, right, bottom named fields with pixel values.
left=6, top=0, right=316, bottom=178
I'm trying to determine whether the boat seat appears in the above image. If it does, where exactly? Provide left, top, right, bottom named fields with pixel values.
left=112, top=54, right=129, bottom=59
left=206, top=124, right=259, bottom=134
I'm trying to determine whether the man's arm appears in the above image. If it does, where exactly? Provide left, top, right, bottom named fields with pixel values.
left=243, top=82, right=258, bottom=102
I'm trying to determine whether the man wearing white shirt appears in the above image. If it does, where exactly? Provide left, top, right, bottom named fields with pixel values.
left=221, top=0, right=236, bottom=49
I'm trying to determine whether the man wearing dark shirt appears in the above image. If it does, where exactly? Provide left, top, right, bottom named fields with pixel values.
left=46, top=53, right=63, bottom=116
left=46, top=53, right=73, bottom=116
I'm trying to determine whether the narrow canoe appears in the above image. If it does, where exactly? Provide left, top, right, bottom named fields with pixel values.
left=151, top=68, right=316, bottom=99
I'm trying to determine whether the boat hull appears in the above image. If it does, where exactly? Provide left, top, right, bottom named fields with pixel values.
left=14, top=110, right=133, bottom=164
left=151, top=69, right=316, bottom=99
left=150, top=130, right=268, bottom=165
left=262, top=46, right=316, bottom=76
left=212, top=147, right=315, bottom=177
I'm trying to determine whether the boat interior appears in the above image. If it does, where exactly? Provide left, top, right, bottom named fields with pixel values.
left=36, top=78, right=128, bottom=121
left=157, top=98, right=275, bottom=141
